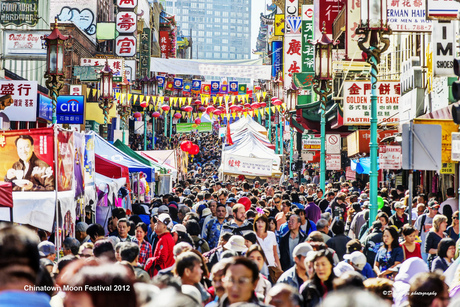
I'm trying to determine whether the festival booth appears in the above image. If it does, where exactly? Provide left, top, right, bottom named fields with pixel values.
left=95, top=155, right=130, bottom=184
left=140, top=150, right=179, bottom=195
left=93, top=133, right=155, bottom=203
left=221, top=117, right=282, bottom=179
left=229, top=115, right=267, bottom=136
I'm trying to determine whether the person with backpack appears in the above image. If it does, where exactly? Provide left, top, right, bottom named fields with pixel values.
left=186, top=219, right=210, bottom=254
left=414, top=200, right=440, bottom=263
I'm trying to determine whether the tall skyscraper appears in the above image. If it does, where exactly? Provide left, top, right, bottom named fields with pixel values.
left=163, top=0, right=252, bottom=60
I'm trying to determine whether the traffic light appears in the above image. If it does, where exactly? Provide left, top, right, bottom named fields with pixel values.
left=452, top=59, right=460, bottom=124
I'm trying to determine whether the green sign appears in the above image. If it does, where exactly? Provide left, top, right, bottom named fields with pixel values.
left=0, top=0, right=38, bottom=27
left=73, top=66, right=103, bottom=82
left=301, top=5, right=314, bottom=105
left=85, top=120, right=100, bottom=133
left=176, top=122, right=212, bottom=133
left=139, top=28, right=151, bottom=78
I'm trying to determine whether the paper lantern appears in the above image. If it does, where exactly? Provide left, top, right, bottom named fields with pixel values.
left=213, top=109, right=222, bottom=116
left=174, top=112, right=182, bottom=119
left=133, top=112, right=142, bottom=121
left=206, top=105, right=216, bottom=113
left=152, top=111, right=161, bottom=118
left=194, top=118, right=201, bottom=125
left=198, top=106, right=206, bottom=112
left=194, top=99, right=201, bottom=105
left=183, top=105, right=193, bottom=112
left=161, top=104, right=170, bottom=111
left=164, top=96, right=170, bottom=102
left=259, top=102, right=267, bottom=108
left=140, top=100, right=148, bottom=108
left=251, top=103, right=260, bottom=109
left=229, top=105, right=243, bottom=113
left=180, top=140, right=193, bottom=152
left=271, top=97, right=278, bottom=102
left=254, top=86, right=261, bottom=91
left=273, top=99, right=283, bottom=106
left=189, top=143, right=199, bottom=156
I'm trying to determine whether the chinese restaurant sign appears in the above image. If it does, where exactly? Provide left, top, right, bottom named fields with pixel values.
left=342, top=81, right=400, bottom=125
left=223, top=154, right=273, bottom=177
left=0, top=128, right=54, bottom=192
left=80, top=58, right=124, bottom=81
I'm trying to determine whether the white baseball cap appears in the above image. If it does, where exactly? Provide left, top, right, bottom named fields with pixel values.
left=343, top=251, right=367, bottom=271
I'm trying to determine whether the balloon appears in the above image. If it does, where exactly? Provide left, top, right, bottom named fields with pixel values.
left=378, top=196, right=384, bottom=209
left=180, top=141, right=193, bottom=152
left=238, top=196, right=251, bottom=211
left=189, top=143, right=199, bottom=156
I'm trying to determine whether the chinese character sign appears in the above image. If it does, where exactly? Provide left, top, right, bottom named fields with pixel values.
left=80, top=58, right=125, bottom=79
left=160, top=31, right=171, bottom=59
left=117, top=0, right=137, bottom=9
left=342, top=81, right=400, bottom=125
left=116, top=12, right=136, bottom=33
left=388, top=0, right=432, bottom=31
left=116, top=36, right=136, bottom=57
left=315, top=0, right=341, bottom=37
left=0, top=80, right=37, bottom=121
left=0, top=128, right=55, bottom=192
left=284, top=35, right=302, bottom=90
left=223, top=154, right=273, bottom=177
left=301, top=5, right=314, bottom=73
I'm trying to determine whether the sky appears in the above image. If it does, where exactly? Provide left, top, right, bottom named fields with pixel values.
left=251, top=0, right=271, bottom=59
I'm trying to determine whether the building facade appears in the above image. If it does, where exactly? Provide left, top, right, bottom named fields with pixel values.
left=163, top=0, right=251, bottom=60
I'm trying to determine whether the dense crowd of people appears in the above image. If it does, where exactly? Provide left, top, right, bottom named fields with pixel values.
left=2, top=174, right=460, bottom=307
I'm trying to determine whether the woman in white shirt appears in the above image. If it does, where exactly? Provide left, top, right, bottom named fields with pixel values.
left=254, top=214, right=281, bottom=269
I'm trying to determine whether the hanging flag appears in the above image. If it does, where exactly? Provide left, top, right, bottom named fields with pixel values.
left=220, top=83, right=228, bottom=94
left=201, top=83, right=211, bottom=94
left=226, top=123, right=233, bottom=145
left=218, top=96, right=223, bottom=105
left=187, top=97, right=193, bottom=105
left=173, top=78, right=183, bottom=89
left=229, top=81, right=239, bottom=94
left=238, top=84, right=247, bottom=94
left=192, top=79, right=202, bottom=91
left=133, top=94, right=138, bottom=104
left=166, top=80, right=174, bottom=91
left=183, top=82, right=192, bottom=92
left=157, top=76, right=166, bottom=88
left=151, top=96, right=157, bottom=105
left=212, top=96, right=218, bottom=104
left=211, top=81, right=220, bottom=94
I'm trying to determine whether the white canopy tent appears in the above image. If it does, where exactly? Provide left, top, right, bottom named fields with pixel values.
left=230, top=115, right=267, bottom=134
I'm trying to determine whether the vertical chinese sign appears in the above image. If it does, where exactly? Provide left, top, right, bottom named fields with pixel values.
left=160, top=31, right=171, bottom=59
left=116, top=0, right=138, bottom=58
left=284, top=0, right=301, bottom=91
left=139, top=28, right=151, bottom=78
left=300, top=5, right=314, bottom=104
left=315, top=0, right=341, bottom=37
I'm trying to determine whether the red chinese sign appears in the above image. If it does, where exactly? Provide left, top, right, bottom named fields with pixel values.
left=116, top=12, right=137, bottom=33
left=116, top=36, right=137, bottom=57
left=0, top=81, right=37, bottom=121
left=117, top=0, right=137, bottom=9
left=160, top=31, right=171, bottom=59
left=284, top=35, right=302, bottom=90
left=316, top=0, right=342, bottom=35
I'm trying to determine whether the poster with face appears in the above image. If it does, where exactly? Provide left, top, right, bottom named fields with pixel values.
left=0, top=128, right=54, bottom=191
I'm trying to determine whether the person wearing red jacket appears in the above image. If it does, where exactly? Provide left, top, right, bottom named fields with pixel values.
left=145, top=213, right=175, bottom=277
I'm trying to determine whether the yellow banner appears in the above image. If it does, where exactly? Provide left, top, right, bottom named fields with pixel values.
left=271, top=106, right=276, bottom=113
left=219, top=96, right=223, bottom=105
left=441, top=163, right=456, bottom=174
left=133, top=95, right=138, bottom=104
left=115, top=92, right=120, bottom=100
left=127, top=94, right=132, bottom=102
left=262, top=91, right=267, bottom=99
left=256, top=93, right=261, bottom=102
left=245, top=94, right=249, bottom=102
left=151, top=96, right=157, bottom=105
left=187, top=97, right=192, bottom=105
left=231, top=96, right=236, bottom=104
left=159, top=96, right=164, bottom=105
left=212, top=96, right=217, bottom=104
left=92, top=89, right=97, bottom=97
left=274, top=14, right=285, bottom=36
left=145, top=96, right=151, bottom=104
left=179, top=97, right=185, bottom=106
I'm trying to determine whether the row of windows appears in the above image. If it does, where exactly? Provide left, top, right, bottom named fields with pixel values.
left=197, top=52, right=250, bottom=59
left=176, top=16, right=250, bottom=24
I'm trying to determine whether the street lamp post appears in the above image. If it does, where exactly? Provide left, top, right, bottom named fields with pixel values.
left=99, top=60, right=114, bottom=139
left=311, top=23, right=337, bottom=194
left=356, top=0, right=391, bottom=225
left=43, top=19, right=70, bottom=125
left=118, top=73, right=131, bottom=144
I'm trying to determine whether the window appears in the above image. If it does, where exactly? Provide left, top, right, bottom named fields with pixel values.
left=244, top=54, right=249, bottom=59
left=237, top=26, right=242, bottom=32
left=215, top=11, right=221, bottom=16
left=198, top=37, right=205, bottom=42
left=215, top=32, right=221, bottom=36
left=222, top=11, right=229, bottom=17
left=237, top=54, right=242, bottom=59
left=206, top=52, right=212, bottom=58
left=206, top=38, right=212, bottom=44
left=230, top=47, right=236, bottom=52
left=222, top=25, right=228, bottom=30
left=191, top=3, right=197, bottom=8
left=214, top=45, right=220, bottom=51
left=198, top=31, right=204, bottom=36
left=222, top=46, right=228, bottom=51
left=222, top=39, right=228, bottom=44
left=230, top=54, right=236, bottom=59
left=198, top=23, right=205, bottom=29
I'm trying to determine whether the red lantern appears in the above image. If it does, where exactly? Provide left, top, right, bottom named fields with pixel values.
left=183, top=105, right=193, bottom=113
left=271, top=97, right=278, bottom=102
left=133, top=112, right=142, bottom=121
left=251, top=102, right=260, bottom=109
left=194, top=118, right=201, bottom=125
left=214, top=109, right=222, bottom=116
left=140, top=100, right=148, bottom=108
left=180, top=141, right=193, bottom=152
left=259, top=102, right=267, bottom=108
left=189, top=143, right=199, bottom=156
left=206, top=105, right=216, bottom=113
left=174, top=112, right=182, bottom=119
left=152, top=111, right=161, bottom=118
left=254, top=86, right=261, bottom=91
left=161, top=104, right=170, bottom=112
left=198, top=106, right=206, bottom=112
left=247, top=90, right=253, bottom=96
left=273, top=99, right=283, bottom=106
left=194, top=99, right=201, bottom=105
left=229, top=105, right=243, bottom=113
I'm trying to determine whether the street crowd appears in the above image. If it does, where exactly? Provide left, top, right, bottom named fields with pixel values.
left=1, top=135, right=460, bottom=307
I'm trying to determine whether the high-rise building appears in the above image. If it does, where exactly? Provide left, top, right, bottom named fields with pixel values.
left=163, top=0, right=251, bottom=60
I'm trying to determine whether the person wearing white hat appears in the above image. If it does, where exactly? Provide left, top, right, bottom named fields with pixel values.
left=277, top=242, right=313, bottom=290
left=223, top=235, right=248, bottom=254
left=144, top=213, right=175, bottom=277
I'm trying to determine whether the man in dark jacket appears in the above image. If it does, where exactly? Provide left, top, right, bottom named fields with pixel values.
left=279, top=214, right=306, bottom=271
left=388, top=201, right=409, bottom=230
left=362, top=220, right=383, bottom=265
left=326, top=219, right=351, bottom=261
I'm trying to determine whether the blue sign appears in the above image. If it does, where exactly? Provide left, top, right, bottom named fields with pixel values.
left=229, top=81, right=238, bottom=93
left=192, top=79, right=201, bottom=91
left=37, top=94, right=52, bottom=122
left=210, top=81, right=220, bottom=94
left=272, top=41, right=283, bottom=78
left=173, top=78, right=183, bottom=89
left=56, top=95, right=84, bottom=124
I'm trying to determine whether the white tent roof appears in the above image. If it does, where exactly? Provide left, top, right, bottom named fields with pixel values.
left=200, top=113, right=214, bottom=123
left=230, top=115, right=266, bottom=133
left=224, top=134, right=279, bottom=165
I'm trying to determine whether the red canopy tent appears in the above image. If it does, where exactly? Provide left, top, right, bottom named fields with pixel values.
left=95, top=155, right=130, bottom=185
left=0, top=182, right=13, bottom=221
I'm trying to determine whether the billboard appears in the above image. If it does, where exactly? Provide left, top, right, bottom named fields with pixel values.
left=176, top=122, right=212, bottom=133
left=0, top=128, right=54, bottom=192
left=3, top=30, right=48, bottom=59
left=56, top=95, right=85, bottom=124
left=0, top=80, right=37, bottom=121
left=0, top=0, right=39, bottom=27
